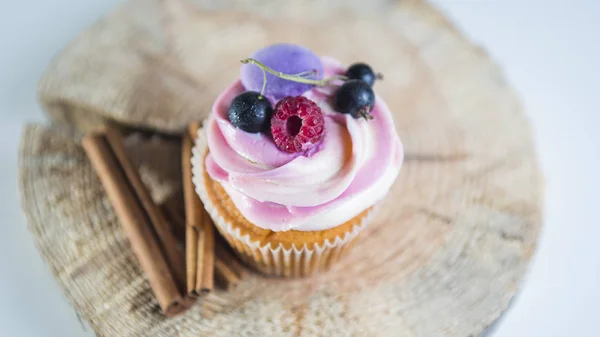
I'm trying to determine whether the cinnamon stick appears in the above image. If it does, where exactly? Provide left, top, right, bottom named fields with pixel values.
left=214, top=237, right=246, bottom=290
left=104, top=127, right=186, bottom=292
left=195, top=214, right=215, bottom=294
left=214, top=259, right=241, bottom=291
left=161, top=193, right=186, bottom=244
left=162, top=191, right=246, bottom=293
left=183, top=122, right=215, bottom=295
left=186, top=225, right=199, bottom=296
left=182, top=128, right=198, bottom=294
left=83, top=129, right=188, bottom=317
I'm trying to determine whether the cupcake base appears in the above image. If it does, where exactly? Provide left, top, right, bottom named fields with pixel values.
left=192, top=131, right=376, bottom=277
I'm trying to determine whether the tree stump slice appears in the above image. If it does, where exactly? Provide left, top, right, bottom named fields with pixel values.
left=22, top=0, right=542, bottom=336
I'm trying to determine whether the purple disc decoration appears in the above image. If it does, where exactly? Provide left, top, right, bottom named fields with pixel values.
left=241, top=43, right=324, bottom=100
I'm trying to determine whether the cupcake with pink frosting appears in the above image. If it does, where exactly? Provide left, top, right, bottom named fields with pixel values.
left=192, top=43, right=403, bottom=277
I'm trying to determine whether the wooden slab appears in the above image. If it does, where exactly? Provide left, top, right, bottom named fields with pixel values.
left=23, top=0, right=542, bottom=336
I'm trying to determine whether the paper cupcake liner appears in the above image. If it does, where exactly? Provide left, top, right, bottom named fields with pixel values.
left=191, top=126, right=376, bottom=277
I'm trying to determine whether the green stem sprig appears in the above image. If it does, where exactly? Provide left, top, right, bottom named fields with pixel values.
left=241, top=58, right=347, bottom=95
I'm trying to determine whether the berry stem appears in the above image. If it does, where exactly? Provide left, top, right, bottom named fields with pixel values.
left=241, top=58, right=347, bottom=86
left=290, top=69, right=318, bottom=78
left=358, top=106, right=375, bottom=120
left=260, top=67, right=267, bottom=98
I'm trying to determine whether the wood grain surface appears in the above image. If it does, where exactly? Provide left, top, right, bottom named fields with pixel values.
left=22, top=0, right=542, bottom=336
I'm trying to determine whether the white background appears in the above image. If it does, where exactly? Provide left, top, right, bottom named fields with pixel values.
left=1, top=1, right=599, bottom=336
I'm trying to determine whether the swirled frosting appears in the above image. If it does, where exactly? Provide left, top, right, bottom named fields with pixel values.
left=205, top=57, right=403, bottom=231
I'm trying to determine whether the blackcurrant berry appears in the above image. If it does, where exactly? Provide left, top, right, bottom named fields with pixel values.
left=228, top=91, right=273, bottom=133
left=345, top=63, right=381, bottom=87
left=334, top=80, right=375, bottom=120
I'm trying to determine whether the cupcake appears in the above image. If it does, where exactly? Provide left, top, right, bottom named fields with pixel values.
left=192, top=43, right=403, bottom=277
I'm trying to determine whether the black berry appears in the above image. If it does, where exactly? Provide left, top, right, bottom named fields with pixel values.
left=228, top=91, right=273, bottom=133
left=345, top=63, right=381, bottom=87
left=334, top=80, right=375, bottom=120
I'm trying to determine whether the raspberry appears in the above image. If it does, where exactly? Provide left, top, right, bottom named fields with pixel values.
left=270, top=96, right=325, bottom=153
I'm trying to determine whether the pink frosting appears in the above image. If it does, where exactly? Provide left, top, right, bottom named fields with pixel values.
left=205, top=57, right=403, bottom=231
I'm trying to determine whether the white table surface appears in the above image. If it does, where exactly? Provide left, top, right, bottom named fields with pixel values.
left=1, top=1, right=599, bottom=336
